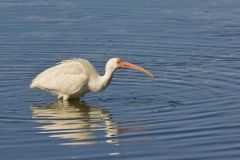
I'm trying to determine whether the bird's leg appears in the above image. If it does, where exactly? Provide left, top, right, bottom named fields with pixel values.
left=58, top=94, right=63, bottom=99
left=62, top=95, right=69, bottom=101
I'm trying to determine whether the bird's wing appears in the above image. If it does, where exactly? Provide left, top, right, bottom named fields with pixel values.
left=31, top=60, right=89, bottom=95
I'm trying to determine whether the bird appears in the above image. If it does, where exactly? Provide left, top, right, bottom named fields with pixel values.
left=30, top=58, right=154, bottom=100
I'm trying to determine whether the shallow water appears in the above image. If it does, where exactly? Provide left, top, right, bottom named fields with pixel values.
left=1, top=0, right=240, bottom=159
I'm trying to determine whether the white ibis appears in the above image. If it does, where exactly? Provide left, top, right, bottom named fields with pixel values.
left=30, top=58, right=154, bottom=100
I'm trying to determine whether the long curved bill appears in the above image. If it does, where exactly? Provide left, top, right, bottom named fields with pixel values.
left=118, top=60, right=155, bottom=78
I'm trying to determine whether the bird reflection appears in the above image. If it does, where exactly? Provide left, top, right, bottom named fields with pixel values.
left=31, top=100, right=119, bottom=145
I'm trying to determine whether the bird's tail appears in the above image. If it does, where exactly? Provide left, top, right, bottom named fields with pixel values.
left=30, top=83, right=34, bottom=88
left=30, top=80, right=36, bottom=88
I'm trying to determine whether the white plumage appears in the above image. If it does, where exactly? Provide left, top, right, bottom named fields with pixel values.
left=30, top=58, right=154, bottom=100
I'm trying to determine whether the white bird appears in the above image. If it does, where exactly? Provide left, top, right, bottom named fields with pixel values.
left=30, top=58, right=154, bottom=100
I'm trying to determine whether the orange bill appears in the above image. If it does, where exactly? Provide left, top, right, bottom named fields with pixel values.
left=118, top=60, right=155, bottom=78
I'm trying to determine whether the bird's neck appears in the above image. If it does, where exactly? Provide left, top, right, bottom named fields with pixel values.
left=99, top=68, right=115, bottom=90
left=90, top=67, right=116, bottom=93
left=91, top=68, right=115, bottom=92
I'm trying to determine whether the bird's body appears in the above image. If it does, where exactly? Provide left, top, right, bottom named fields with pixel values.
left=30, top=58, right=154, bottom=100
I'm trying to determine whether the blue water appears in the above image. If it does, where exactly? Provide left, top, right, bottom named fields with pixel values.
left=1, top=0, right=240, bottom=159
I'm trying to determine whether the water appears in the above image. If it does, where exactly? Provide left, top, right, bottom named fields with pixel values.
left=1, top=0, right=240, bottom=159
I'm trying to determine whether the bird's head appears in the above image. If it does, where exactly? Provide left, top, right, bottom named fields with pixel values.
left=106, top=58, right=154, bottom=78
